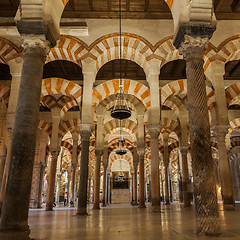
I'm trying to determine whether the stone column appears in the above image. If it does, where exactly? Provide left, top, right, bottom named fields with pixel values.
left=55, top=174, right=62, bottom=206
left=138, top=150, right=146, bottom=208
left=214, top=127, right=234, bottom=207
left=70, top=164, right=77, bottom=207
left=37, top=164, right=46, bottom=208
left=163, top=134, right=170, bottom=205
left=0, top=37, right=51, bottom=238
left=93, top=150, right=103, bottom=209
left=132, top=163, right=138, bottom=206
left=180, top=147, right=191, bottom=207
left=164, top=163, right=170, bottom=204
left=46, top=149, right=60, bottom=211
left=107, top=173, right=111, bottom=204
left=29, top=164, right=41, bottom=208
left=102, top=164, right=108, bottom=207
left=77, top=124, right=92, bottom=215
left=178, top=34, right=220, bottom=235
left=0, top=58, right=22, bottom=213
left=148, top=126, right=161, bottom=212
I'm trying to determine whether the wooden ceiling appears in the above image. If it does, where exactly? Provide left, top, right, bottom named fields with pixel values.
left=1, top=0, right=240, bottom=19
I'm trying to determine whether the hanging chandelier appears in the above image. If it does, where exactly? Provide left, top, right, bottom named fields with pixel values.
left=116, top=120, right=127, bottom=155
left=110, top=0, right=131, bottom=120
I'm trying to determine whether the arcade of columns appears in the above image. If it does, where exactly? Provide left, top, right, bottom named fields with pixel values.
left=0, top=0, right=240, bottom=239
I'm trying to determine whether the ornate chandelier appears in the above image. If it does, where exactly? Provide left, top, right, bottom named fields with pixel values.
left=116, top=120, right=127, bottom=156
left=110, top=0, right=131, bottom=120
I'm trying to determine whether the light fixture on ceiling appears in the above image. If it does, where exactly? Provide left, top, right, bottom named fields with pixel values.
left=116, top=120, right=127, bottom=156
left=110, top=0, right=131, bottom=120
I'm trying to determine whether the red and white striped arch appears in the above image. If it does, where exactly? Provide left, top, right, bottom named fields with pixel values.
left=161, top=79, right=216, bottom=111
left=92, top=79, right=150, bottom=110
left=46, top=35, right=87, bottom=67
left=88, top=34, right=155, bottom=73
left=225, top=82, right=240, bottom=107
left=41, top=78, right=82, bottom=106
left=38, top=120, right=52, bottom=138
left=0, top=37, right=21, bottom=64
left=0, top=83, right=10, bottom=105
left=104, top=118, right=137, bottom=137
left=109, top=153, right=132, bottom=168
left=58, top=118, right=80, bottom=140
left=229, top=118, right=240, bottom=134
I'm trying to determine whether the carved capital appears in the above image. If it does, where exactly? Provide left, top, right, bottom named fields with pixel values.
left=137, top=148, right=145, bottom=159
left=148, top=125, right=161, bottom=139
left=22, top=35, right=51, bottom=62
left=179, top=35, right=208, bottom=61
left=79, top=123, right=93, bottom=141
left=213, top=125, right=228, bottom=142
left=50, top=147, right=60, bottom=160
left=180, top=146, right=188, bottom=156
left=95, top=149, right=103, bottom=157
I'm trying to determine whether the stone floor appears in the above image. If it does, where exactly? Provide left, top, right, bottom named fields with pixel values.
left=29, top=203, right=240, bottom=240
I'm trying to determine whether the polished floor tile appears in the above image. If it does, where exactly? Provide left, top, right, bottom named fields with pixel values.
left=28, top=203, right=240, bottom=240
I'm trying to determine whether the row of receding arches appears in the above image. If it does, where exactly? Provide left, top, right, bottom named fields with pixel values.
left=1, top=33, right=240, bottom=178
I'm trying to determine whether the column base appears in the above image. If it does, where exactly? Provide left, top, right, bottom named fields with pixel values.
left=223, top=204, right=235, bottom=211
left=76, top=211, right=90, bottom=216
left=92, top=205, right=100, bottom=210
left=0, top=228, right=30, bottom=240
left=152, top=205, right=161, bottom=212
left=138, top=203, right=146, bottom=208
left=45, top=206, right=53, bottom=211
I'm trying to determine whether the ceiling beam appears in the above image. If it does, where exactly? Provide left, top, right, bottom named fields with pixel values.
left=126, top=0, right=130, bottom=11
left=107, top=0, right=112, bottom=11
left=69, top=0, right=75, bottom=10
left=215, top=0, right=225, bottom=12
left=88, top=0, right=94, bottom=11
left=232, top=0, right=240, bottom=12
left=144, top=0, right=149, bottom=11
left=62, top=11, right=172, bottom=19
left=9, top=0, right=19, bottom=8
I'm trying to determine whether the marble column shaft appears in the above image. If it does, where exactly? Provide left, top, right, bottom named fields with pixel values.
left=215, top=128, right=234, bottom=206
left=70, top=165, right=76, bottom=207
left=0, top=37, right=50, bottom=236
left=46, top=150, right=60, bottom=211
left=93, top=150, right=103, bottom=209
left=138, top=152, right=146, bottom=208
left=77, top=126, right=92, bottom=215
left=132, top=164, right=138, bottom=205
left=148, top=127, right=161, bottom=211
left=102, top=165, right=107, bottom=207
left=179, top=35, right=220, bottom=235
left=37, top=164, right=46, bottom=208
left=30, top=164, right=41, bottom=208
left=181, top=148, right=191, bottom=207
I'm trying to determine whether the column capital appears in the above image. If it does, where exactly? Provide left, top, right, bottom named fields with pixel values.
left=180, top=146, right=188, bottom=155
left=137, top=148, right=145, bottom=159
left=79, top=123, right=93, bottom=141
left=147, top=125, right=161, bottom=139
left=50, top=147, right=60, bottom=159
left=213, top=125, right=229, bottom=141
left=95, top=149, right=103, bottom=157
left=179, top=35, right=209, bottom=60
left=22, top=35, right=51, bottom=62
